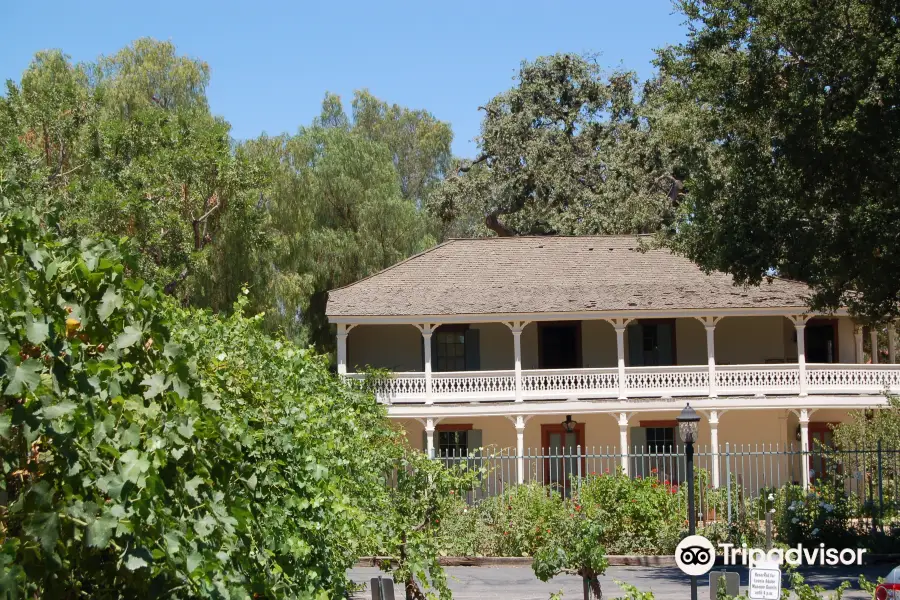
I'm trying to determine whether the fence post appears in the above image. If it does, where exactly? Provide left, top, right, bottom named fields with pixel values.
left=577, top=444, right=583, bottom=496
left=877, top=439, right=884, bottom=534
left=725, top=443, right=732, bottom=525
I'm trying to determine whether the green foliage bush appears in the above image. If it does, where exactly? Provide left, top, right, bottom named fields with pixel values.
left=774, top=482, right=859, bottom=549
left=436, top=470, right=748, bottom=558
left=0, top=196, right=414, bottom=598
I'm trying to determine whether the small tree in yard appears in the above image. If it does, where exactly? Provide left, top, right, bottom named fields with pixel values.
left=532, top=514, right=609, bottom=600
left=375, top=448, right=478, bottom=600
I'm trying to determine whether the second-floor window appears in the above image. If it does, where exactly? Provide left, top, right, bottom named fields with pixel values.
left=431, top=325, right=480, bottom=372
left=436, top=327, right=467, bottom=371
left=628, top=320, right=675, bottom=366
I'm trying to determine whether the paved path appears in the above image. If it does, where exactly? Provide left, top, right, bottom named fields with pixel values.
left=349, top=564, right=889, bottom=599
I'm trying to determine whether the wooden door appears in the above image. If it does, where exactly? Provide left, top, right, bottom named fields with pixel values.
left=541, top=423, right=585, bottom=494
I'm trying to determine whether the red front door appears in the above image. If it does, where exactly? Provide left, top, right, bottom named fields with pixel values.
left=541, top=423, right=585, bottom=492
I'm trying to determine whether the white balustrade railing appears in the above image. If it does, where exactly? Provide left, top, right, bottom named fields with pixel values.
left=521, top=368, right=618, bottom=399
left=432, top=370, right=516, bottom=401
left=715, top=364, right=800, bottom=394
left=807, top=364, right=900, bottom=393
left=345, top=372, right=426, bottom=402
left=625, top=365, right=709, bottom=396
left=347, top=364, right=900, bottom=403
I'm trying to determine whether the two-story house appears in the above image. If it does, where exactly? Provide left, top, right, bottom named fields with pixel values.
left=326, top=236, right=898, bottom=491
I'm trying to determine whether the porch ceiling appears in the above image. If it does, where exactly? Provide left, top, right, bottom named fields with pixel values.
left=327, top=236, right=811, bottom=318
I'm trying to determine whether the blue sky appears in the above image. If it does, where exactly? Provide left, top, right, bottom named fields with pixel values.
left=2, top=0, right=686, bottom=157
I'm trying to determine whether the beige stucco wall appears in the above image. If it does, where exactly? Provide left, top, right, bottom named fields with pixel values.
left=348, top=324, right=422, bottom=371
left=676, top=318, right=707, bottom=365
left=714, top=316, right=788, bottom=365
left=582, top=320, right=618, bottom=368
left=472, top=323, right=514, bottom=370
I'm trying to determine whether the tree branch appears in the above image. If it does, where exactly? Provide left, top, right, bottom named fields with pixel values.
left=164, top=267, right=189, bottom=295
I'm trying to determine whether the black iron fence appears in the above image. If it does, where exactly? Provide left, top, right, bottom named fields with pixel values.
left=432, top=443, right=900, bottom=531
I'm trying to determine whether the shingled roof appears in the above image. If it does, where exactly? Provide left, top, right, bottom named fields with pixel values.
left=326, top=236, right=812, bottom=317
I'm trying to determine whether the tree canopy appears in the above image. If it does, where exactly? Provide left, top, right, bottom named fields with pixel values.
left=657, top=0, right=900, bottom=322
left=0, top=40, right=449, bottom=349
left=429, top=53, right=677, bottom=238
left=241, top=94, right=440, bottom=347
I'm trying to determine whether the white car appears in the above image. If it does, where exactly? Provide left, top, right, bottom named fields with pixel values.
left=876, top=566, right=900, bottom=600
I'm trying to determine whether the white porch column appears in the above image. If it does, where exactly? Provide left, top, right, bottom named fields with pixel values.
left=336, top=323, right=351, bottom=375
left=799, top=409, right=811, bottom=490
left=697, top=317, right=720, bottom=397
left=618, top=412, right=630, bottom=475
left=790, top=315, right=809, bottom=397
left=514, top=415, right=527, bottom=484
left=425, top=417, right=437, bottom=459
left=419, top=324, right=436, bottom=404
left=854, top=326, right=864, bottom=363
left=506, top=321, right=529, bottom=403
left=871, top=328, right=880, bottom=364
left=708, top=410, right=721, bottom=488
left=890, top=323, right=897, bottom=363
left=610, top=319, right=631, bottom=400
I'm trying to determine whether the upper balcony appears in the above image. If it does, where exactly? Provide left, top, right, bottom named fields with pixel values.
left=340, top=315, right=900, bottom=404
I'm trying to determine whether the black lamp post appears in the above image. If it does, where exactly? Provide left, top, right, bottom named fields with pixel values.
left=677, top=403, right=702, bottom=600
left=562, top=415, right=576, bottom=433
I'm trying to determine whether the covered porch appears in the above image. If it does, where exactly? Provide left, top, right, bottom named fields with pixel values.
left=340, top=313, right=900, bottom=403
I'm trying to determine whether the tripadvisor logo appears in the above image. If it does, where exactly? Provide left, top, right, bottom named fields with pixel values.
left=675, top=535, right=867, bottom=576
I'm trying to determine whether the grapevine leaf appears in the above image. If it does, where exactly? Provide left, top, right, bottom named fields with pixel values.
left=4, top=359, right=42, bottom=395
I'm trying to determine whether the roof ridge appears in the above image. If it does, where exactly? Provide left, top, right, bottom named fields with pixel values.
left=326, top=239, right=458, bottom=293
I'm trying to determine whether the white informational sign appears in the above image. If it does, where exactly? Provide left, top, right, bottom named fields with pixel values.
left=748, top=562, right=782, bottom=600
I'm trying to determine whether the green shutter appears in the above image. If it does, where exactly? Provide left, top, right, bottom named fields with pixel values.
left=464, top=328, right=481, bottom=371
left=657, top=323, right=674, bottom=366
left=628, top=323, right=644, bottom=366
left=630, top=426, right=647, bottom=477
left=466, top=429, right=482, bottom=456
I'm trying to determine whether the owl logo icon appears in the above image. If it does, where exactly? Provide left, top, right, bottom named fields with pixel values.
left=675, top=535, right=716, bottom=576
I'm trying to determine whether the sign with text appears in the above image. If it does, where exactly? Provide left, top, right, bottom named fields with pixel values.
left=749, top=562, right=782, bottom=599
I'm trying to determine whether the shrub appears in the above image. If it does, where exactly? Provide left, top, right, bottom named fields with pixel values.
left=436, top=481, right=567, bottom=557
left=0, top=199, right=401, bottom=598
left=576, top=470, right=683, bottom=554
left=774, top=482, right=857, bottom=548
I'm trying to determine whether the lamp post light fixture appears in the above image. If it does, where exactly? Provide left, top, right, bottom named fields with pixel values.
left=562, top=414, right=577, bottom=433
left=676, top=403, right=702, bottom=600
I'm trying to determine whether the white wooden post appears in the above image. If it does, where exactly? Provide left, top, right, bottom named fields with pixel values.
left=419, top=324, right=436, bottom=404
left=871, top=328, right=880, bottom=364
left=799, top=409, right=811, bottom=490
left=514, top=415, right=526, bottom=484
left=336, top=323, right=350, bottom=375
left=425, top=417, right=437, bottom=458
left=791, top=316, right=809, bottom=397
left=618, top=412, right=629, bottom=475
left=506, top=321, right=529, bottom=402
left=890, top=323, right=897, bottom=364
left=697, top=317, right=720, bottom=397
left=855, top=326, right=864, bottom=363
left=709, top=410, right=720, bottom=488
left=611, top=319, right=631, bottom=400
